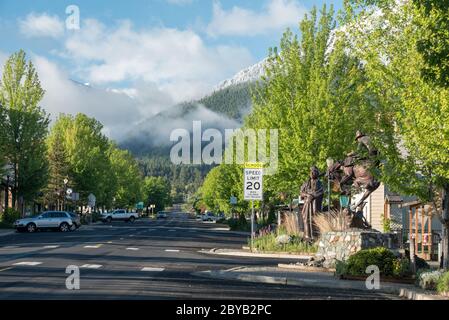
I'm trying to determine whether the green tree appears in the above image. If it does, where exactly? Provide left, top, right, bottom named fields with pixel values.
left=142, top=176, right=172, bottom=212
left=413, top=0, right=449, bottom=88
left=346, top=0, right=449, bottom=269
left=50, top=113, right=114, bottom=208
left=200, top=164, right=247, bottom=216
left=0, top=50, right=49, bottom=214
left=247, top=5, right=378, bottom=198
left=109, top=144, right=142, bottom=209
left=44, top=125, right=70, bottom=209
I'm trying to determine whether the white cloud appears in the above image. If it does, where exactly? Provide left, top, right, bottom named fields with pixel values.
left=26, top=55, right=240, bottom=148
left=61, top=19, right=253, bottom=102
left=18, top=12, right=64, bottom=39
left=207, top=0, right=307, bottom=37
left=31, top=55, right=176, bottom=142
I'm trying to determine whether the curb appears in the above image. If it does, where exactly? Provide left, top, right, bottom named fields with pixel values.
left=192, top=269, right=417, bottom=296
left=202, top=248, right=312, bottom=260
left=399, top=288, right=449, bottom=300
left=278, top=263, right=336, bottom=273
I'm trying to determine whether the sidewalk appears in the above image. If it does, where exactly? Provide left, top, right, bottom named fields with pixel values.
left=192, top=266, right=448, bottom=299
left=201, top=248, right=312, bottom=260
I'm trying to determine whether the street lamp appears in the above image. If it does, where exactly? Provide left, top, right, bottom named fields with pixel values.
left=326, top=158, right=334, bottom=211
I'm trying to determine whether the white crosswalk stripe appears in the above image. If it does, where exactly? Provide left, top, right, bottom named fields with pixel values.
left=13, top=261, right=42, bottom=266
left=141, top=267, right=164, bottom=272
left=126, top=247, right=139, bottom=251
left=80, top=264, right=103, bottom=269
left=84, top=244, right=103, bottom=248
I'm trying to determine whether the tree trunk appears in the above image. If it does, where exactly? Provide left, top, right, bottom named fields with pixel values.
left=443, top=185, right=449, bottom=270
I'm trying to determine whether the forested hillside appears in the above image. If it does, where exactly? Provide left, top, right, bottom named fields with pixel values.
left=180, top=82, right=254, bottom=120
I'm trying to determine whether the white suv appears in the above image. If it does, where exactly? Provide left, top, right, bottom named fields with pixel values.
left=202, top=212, right=219, bottom=222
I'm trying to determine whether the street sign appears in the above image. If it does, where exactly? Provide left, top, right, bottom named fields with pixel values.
left=136, top=202, right=144, bottom=210
left=66, top=188, right=73, bottom=195
left=88, top=193, right=96, bottom=207
left=244, top=164, right=263, bottom=201
left=230, top=196, right=237, bottom=205
left=243, top=163, right=264, bottom=253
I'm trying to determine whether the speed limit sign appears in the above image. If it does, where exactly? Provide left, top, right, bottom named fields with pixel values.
left=244, top=163, right=263, bottom=201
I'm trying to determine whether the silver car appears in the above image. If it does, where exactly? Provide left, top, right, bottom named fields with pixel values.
left=14, top=211, right=77, bottom=233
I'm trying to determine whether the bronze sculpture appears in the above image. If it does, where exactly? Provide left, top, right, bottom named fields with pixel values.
left=327, top=131, right=381, bottom=229
left=300, top=166, right=324, bottom=240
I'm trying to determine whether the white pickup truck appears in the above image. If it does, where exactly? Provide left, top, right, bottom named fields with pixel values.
left=101, top=209, right=139, bottom=223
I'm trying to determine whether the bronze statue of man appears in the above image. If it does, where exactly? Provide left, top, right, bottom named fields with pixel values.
left=300, top=166, right=324, bottom=241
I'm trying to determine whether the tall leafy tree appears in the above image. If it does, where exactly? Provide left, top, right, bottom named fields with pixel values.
left=50, top=113, right=114, bottom=207
left=247, top=5, right=378, bottom=198
left=109, top=144, right=142, bottom=209
left=346, top=0, right=449, bottom=269
left=200, top=164, right=247, bottom=215
left=142, top=176, right=172, bottom=212
left=45, top=125, right=70, bottom=209
left=0, top=50, right=49, bottom=214
left=413, top=0, right=449, bottom=88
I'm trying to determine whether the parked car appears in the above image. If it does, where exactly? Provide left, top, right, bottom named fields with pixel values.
left=157, top=211, right=168, bottom=219
left=14, top=211, right=77, bottom=233
left=101, top=209, right=138, bottom=223
left=202, top=212, right=219, bottom=222
left=195, top=213, right=203, bottom=220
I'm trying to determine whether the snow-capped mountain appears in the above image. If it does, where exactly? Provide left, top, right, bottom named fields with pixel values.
left=213, top=58, right=268, bottom=92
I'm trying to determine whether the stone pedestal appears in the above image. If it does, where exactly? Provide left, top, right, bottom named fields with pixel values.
left=316, top=229, right=400, bottom=268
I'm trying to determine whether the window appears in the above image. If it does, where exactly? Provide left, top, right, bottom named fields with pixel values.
left=41, top=212, right=52, bottom=218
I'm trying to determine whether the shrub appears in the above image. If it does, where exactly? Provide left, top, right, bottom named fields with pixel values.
left=228, top=214, right=250, bottom=231
left=335, top=260, right=348, bottom=276
left=417, top=269, right=443, bottom=290
left=0, top=208, right=21, bottom=224
left=346, top=247, right=397, bottom=277
left=437, top=271, right=449, bottom=294
left=250, top=232, right=317, bottom=254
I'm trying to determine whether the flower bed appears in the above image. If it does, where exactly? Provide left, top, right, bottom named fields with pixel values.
left=249, top=233, right=318, bottom=254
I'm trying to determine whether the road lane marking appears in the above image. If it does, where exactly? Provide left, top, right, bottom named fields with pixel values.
left=44, top=245, right=60, bottom=249
left=168, top=229, right=176, bottom=232
left=13, top=261, right=42, bottom=266
left=80, top=264, right=102, bottom=269
left=107, top=241, right=113, bottom=244
left=0, top=267, right=13, bottom=272
left=141, top=267, right=164, bottom=272
left=165, top=249, right=180, bottom=252
left=84, top=244, right=103, bottom=249
left=126, top=247, right=139, bottom=251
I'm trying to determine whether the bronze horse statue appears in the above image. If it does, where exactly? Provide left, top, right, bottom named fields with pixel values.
left=326, top=132, right=381, bottom=229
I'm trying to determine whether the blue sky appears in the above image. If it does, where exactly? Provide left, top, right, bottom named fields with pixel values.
left=0, top=0, right=343, bottom=140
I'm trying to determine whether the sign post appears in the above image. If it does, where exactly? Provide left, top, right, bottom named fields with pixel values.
left=87, top=193, right=96, bottom=224
left=243, top=163, right=264, bottom=252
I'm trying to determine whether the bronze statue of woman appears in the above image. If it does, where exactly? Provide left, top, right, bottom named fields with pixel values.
left=300, top=166, right=324, bottom=241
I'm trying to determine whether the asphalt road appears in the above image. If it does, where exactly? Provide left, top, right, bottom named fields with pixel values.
left=0, top=212, right=397, bottom=300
